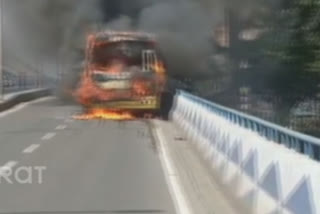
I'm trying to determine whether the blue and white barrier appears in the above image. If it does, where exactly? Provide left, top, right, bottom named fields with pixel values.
left=171, top=91, right=320, bottom=214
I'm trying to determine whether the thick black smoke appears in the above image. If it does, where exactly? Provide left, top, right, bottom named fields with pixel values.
left=2, top=0, right=260, bottom=84
left=100, top=0, right=222, bottom=79
left=3, top=0, right=102, bottom=78
left=99, top=0, right=272, bottom=83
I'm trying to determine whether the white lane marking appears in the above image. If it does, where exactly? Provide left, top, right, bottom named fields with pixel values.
left=0, top=161, right=18, bottom=174
left=23, top=144, right=40, bottom=154
left=0, top=97, right=54, bottom=119
left=154, top=126, right=192, bottom=214
left=55, top=125, right=67, bottom=130
left=41, top=132, right=56, bottom=141
left=65, top=119, right=74, bottom=123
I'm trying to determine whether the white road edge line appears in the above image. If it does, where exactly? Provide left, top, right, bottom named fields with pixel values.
left=41, top=132, right=56, bottom=141
left=0, top=161, right=18, bottom=175
left=0, top=97, right=54, bottom=118
left=55, top=125, right=67, bottom=130
left=154, top=126, right=192, bottom=214
left=23, top=144, right=40, bottom=154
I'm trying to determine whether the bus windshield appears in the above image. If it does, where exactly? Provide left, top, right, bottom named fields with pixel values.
left=91, top=41, right=155, bottom=69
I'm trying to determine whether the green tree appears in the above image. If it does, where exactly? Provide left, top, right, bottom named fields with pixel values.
left=258, top=0, right=320, bottom=123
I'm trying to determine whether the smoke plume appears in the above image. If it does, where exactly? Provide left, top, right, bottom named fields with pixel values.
left=100, top=0, right=224, bottom=79
left=2, top=0, right=261, bottom=82
left=3, top=0, right=102, bottom=78
left=99, top=0, right=270, bottom=81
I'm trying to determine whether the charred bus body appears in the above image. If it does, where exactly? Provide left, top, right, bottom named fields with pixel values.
left=75, top=31, right=167, bottom=115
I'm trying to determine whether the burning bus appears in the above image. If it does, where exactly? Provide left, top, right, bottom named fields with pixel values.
left=74, top=31, right=167, bottom=118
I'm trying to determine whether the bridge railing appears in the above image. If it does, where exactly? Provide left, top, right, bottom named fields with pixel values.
left=176, top=90, right=320, bottom=161
left=1, top=64, right=54, bottom=96
left=171, top=90, right=320, bottom=214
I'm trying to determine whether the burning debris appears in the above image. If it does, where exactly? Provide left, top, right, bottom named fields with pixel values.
left=73, top=108, right=134, bottom=120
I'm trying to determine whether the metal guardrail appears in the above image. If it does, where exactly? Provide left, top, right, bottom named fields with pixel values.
left=178, top=90, right=320, bottom=161
left=2, top=70, right=50, bottom=95
left=0, top=88, right=52, bottom=112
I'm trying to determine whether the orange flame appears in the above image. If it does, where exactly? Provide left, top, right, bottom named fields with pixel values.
left=102, top=60, right=125, bottom=74
left=153, top=61, right=166, bottom=74
left=132, top=80, right=151, bottom=96
left=73, top=108, right=134, bottom=120
left=73, top=62, right=131, bottom=106
left=73, top=52, right=166, bottom=107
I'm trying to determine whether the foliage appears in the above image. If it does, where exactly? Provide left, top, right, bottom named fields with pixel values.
left=262, top=0, right=320, bottom=99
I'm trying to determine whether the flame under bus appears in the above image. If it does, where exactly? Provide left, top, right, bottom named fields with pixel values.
left=75, top=32, right=167, bottom=112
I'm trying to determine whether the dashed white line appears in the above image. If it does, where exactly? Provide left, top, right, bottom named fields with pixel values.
left=41, top=132, right=56, bottom=141
left=154, top=126, right=192, bottom=214
left=55, top=125, right=67, bottom=130
left=0, top=161, right=18, bottom=175
left=2, top=161, right=18, bottom=169
left=65, top=119, right=74, bottom=123
left=23, top=144, right=40, bottom=154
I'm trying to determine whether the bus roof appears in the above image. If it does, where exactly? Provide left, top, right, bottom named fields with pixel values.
left=94, top=31, right=156, bottom=43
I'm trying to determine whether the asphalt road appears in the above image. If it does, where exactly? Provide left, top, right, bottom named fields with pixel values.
left=0, top=98, right=176, bottom=214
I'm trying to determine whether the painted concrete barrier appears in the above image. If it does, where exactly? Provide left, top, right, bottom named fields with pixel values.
left=171, top=91, right=320, bottom=214
left=0, top=88, right=52, bottom=112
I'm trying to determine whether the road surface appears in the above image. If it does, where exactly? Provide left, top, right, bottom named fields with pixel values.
left=0, top=98, right=176, bottom=214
